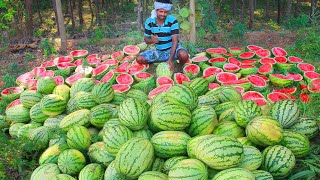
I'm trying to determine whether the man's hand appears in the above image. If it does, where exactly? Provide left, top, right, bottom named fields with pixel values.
left=151, top=35, right=159, bottom=44
left=167, top=59, right=174, bottom=72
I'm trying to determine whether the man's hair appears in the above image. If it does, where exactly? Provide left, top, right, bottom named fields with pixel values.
left=155, top=0, right=172, bottom=4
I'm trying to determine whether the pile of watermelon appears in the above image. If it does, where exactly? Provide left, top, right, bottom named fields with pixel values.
left=0, top=43, right=319, bottom=179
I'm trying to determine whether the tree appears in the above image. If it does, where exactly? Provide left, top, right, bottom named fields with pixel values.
left=25, top=0, right=33, bottom=37
left=94, top=0, right=101, bottom=26
left=277, top=0, right=281, bottom=24
left=189, top=0, right=196, bottom=44
left=294, top=0, right=301, bottom=17
left=55, top=0, right=67, bottom=53
left=68, top=0, right=75, bottom=34
left=286, top=0, right=293, bottom=23
left=78, top=0, right=84, bottom=26
left=137, top=0, right=143, bottom=31
left=249, top=0, right=254, bottom=29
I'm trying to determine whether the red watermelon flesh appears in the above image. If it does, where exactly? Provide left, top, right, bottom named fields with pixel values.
left=87, top=57, right=101, bottom=66
left=92, top=64, right=110, bottom=76
left=101, top=70, right=115, bottom=83
left=39, top=70, right=55, bottom=78
left=297, top=63, right=316, bottom=72
left=65, top=73, right=84, bottom=85
left=111, top=51, right=125, bottom=61
left=116, top=73, right=134, bottom=85
left=288, top=56, right=303, bottom=63
left=121, top=55, right=135, bottom=62
left=223, top=79, right=250, bottom=86
left=54, top=76, right=64, bottom=85
left=274, top=87, right=297, bottom=95
left=208, top=83, right=220, bottom=90
left=174, top=73, right=191, bottom=84
left=272, top=47, right=287, bottom=57
left=6, top=99, right=22, bottom=111
left=16, top=72, right=34, bottom=86
left=114, top=62, right=130, bottom=73
left=272, top=74, right=294, bottom=80
left=157, top=76, right=174, bottom=86
left=260, top=58, right=276, bottom=65
left=308, top=78, right=320, bottom=93
left=300, top=93, right=310, bottom=103
left=241, top=60, right=258, bottom=65
left=135, top=72, right=152, bottom=81
left=54, top=56, right=73, bottom=64
left=1, top=87, right=24, bottom=97
left=234, top=86, right=245, bottom=94
left=99, top=54, right=111, bottom=60
left=258, top=63, right=273, bottom=74
left=223, top=52, right=235, bottom=57
left=74, top=59, right=83, bottom=66
left=223, top=63, right=240, bottom=72
left=184, top=64, right=200, bottom=74
left=101, top=59, right=118, bottom=67
left=70, top=50, right=88, bottom=58
left=286, top=73, right=303, bottom=81
left=239, top=52, right=255, bottom=59
left=240, top=65, right=256, bottom=69
left=26, top=79, right=38, bottom=88
left=255, top=49, right=271, bottom=58
left=57, top=62, right=76, bottom=70
left=216, top=72, right=238, bottom=83
left=148, top=84, right=172, bottom=100
left=267, top=92, right=290, bottom=103
left=123, top=45, right=140, bottom=56
left=206, top=47, right=227, bottom=55
left=86, top=54, right=98, bottom=59
left=252, top=98, right=268, bottom=106
left=128, top=64, right=145, bottom=75
left=242, top=91, right=265, bottom=100
left=32, top=67, right=46, bottom=77
left=228, top=57, right=241, bottom=66
left=41, top=60, right=56, bottom=68
left=192, top=56, right=209, bottom=62
left=112, top=84, right=131, bottom=93
left=248, top=75, right=267, bottom=87
left=255, top=74, right=269, bottom=82
left=247, top=45, right=263, bottom=52
left=209, top=57, right=227, bottom=63
left=304, top=71, right=320, bottom=80
left=203, top=67, right=223, bottom=78
left=229, top=47, right=243, bottom=51
left=275, top=56, right=287, bottom=63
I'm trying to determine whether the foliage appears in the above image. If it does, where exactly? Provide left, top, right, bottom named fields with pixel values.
left=227, top=21, right=247, bottom=42
left=23, top=51, right=36, bottom=63
left=285, top=14, right=310, bottom=30
left=1, top=73, right=17, bottom=90
left=38, top=38, right=57, bottom=57
left=121, top=31, right=143, bottom=46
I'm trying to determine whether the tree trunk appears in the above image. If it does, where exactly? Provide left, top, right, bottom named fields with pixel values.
left=286, top=0, right=293, bottom=22
left=266, top=0, right=270, bottom=18
left=189, top=0, right=196, bottom=44
left=25, top=0, right=33, bottom=37
left=277, top=0, right=281, bottom=24
left=249, top=0, right=254, bottom=29
left=94, top=0, right=101, bottom=26
left=55, top=0, right=67, bottom=53
left=294, top=0, right=301, bottom=17
left=137, top=0, right=143, bottom=31
left=232, top=0, right=237, bottom=17
left=78, top=0, right=84, bottom=26
left=241, top=0, right=245, bottom=22
left=68, top=0, right=75, bottom=34
left=52, top=0, right=60, bottom=34
left=36, top=0, right=43, bottom=25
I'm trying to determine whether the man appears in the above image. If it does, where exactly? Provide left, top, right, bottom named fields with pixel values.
left=136, top=0, right=189, bottom=72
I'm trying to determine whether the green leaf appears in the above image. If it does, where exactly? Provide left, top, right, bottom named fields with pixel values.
left=289, top=170, right=316, bottom=180
left=179, top=7, right=190, bottom=18
left=180, top=21, right=191, bottom=31
left=172, top=13, right=183, bottom=23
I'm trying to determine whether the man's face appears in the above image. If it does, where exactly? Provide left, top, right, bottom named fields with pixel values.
left=157, top=9, right=169, bottom=20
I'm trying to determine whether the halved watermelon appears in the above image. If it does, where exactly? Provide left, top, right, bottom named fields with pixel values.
left=228, top=57, right=241, bottom=66
left=112, top=84, right=131, bottom=93
left=54, top=56, right=73, bottom=64
left=288, top=56, right=303, bottom=63
left=258, top=63, right=273, bottom=75
left=208, top=83, right=220, bottom=90
left=206, top=47, right=227, bottom=57
left=101, top=59, right=119, bottom=68
left=70, top=50, right=89, bottom=60
left=255, top=74, right=269, bottom=82
left=16, top=72, right=34, bottom=86
left=41, top=60, right=56, bottom=70
left=111, top=51, right=125, bottom=61
left=26, top=79, right=38, bottom=88
left=286, top=72, right=303, bottom=82
left=148, top=84, right=172, bottom=100
left=269, top=74, right=294, bottom=87
left=32, top=67, right=46, bottom=77
left=99, top=54, right=111, bottom=60
left=308, top=78, right=320, bottom=93
left=228, top=47, right=243, bottom=55
left=183, top=64, right=200, bottom=79
left=209, top=57, right=227, bottom=68
left=297, top=63, right=316, bottom=72
left=114, top=61, right=131, bottom=74
left=239, top=51, right=255, bottom=59
left=74, top=59, right=83, bottom=66
left=242, top=91, right=265, bottom=100
left=92, top=64, right=110, bottom=80
left=128, top=64, right=146, bottom=75
left=304, top=71, right=320, bottom=82
left=247, top=45, right=263, bottom=52
left=247, top=75, right=267, bottom=91
left=39, top=70, right=55, bottom=78
left=234, top=86, right=245, bottom=94
left=6, top=99, right=22, bottom=111
left=216, top=72, right=238, bottom=84
left=202, top=67, right=223, bottom=82
left=123, top=45, right=140, bottom=56
left=116, top=73, right=134, bottom=85
left=222, top=79, right=251, bottom=91
left=252, top=98, right=268, bottom=106
left=191, top=56, right=209, bottom=63
left=267, top=92, right=290, bottom=103
left=156, top=76, right=174, bottom=86
left=223, top=63, right=240, bottom=73
left=121, top=55, right=135, bottom=62
left=100, top=70, right=116, bottom=84
left=134, top=72, right=153, bottom=82
left=260, top=57, right=276, bottom=65
left=274, top=56, right=287, bottom=63
left=239, top=65, right=258, bottom=75
left=54, top=76, right=64, bottom=85
left=86, top=55, right=101, bottom=67
left=255, top=49, right=271, bottom=58
left=272, top=47, right=287, bottom=57
left=174, top=73, right=191, bottom=84
left=274, top=87, right=297, bottom=95
left=1, top=87, right=24, bottom=101
left=241, top=59, right=258, bottom=66
left=65, top=73, right=84, bottom=86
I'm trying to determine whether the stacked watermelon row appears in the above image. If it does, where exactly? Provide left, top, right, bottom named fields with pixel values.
left=0, top=43, right=319, bottom=180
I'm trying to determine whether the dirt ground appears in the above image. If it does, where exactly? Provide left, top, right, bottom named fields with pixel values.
left=0, top=30, right=297, bottom=89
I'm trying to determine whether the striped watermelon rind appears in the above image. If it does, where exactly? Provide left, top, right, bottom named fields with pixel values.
left=31, top=163, right=61, bottom=180
left=212, top=168, right=255, bottom=180
left=78, top=163, right=105, bottom=180
left=168, top=159, right=208, bottom=180
left=57, top=149, right=87, bottom=175
left=236, top=145, right=262, bottom=171
left=270, top=100, right=300, bottom=128
left=66, top=126, right=91, bottom=151
left=281, top=130, right=310, bottom=158
left=289, top=117, right=319, bottom=139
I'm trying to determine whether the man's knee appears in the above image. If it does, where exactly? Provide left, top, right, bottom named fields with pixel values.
left=178, top=50, right=188, bottom=60
left=136, top=55, right=147, bottom=64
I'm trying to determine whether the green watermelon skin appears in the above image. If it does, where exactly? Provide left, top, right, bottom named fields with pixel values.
left=168, top=159, right=208, bottom=180
left=156, top=62, right=173, bottom=78
left=219, top=86, right=242, bottom=103
left=289, top=117, right=319, bottom=139
left=218, top=108, right=235, bottom=122
left=20, top=90, right=43, bottom=108
left=90, top=104, right=113, bottom=128
left=43, top=114, right=65, bottom=129
left=53, top=84, right=71, bottom=102
left=126, top=89, right=149, bottom=106
left=6, top=104, right=31, bottom=123
left=261, top=145, right=296, bottom=179
left=133, top=129, right=154, bottom=140
left=236, top=137, right=254, bottom=146
left=91, top=82, right=114, bottom=104
left=9, top=123, right=26, bottom=138
left=28, top=126, right=50, bottom=150
left=57, top=149, right=86, bottom=175
left=118, top=98, right=148, bottom=131
left=150, top=157, right=165, bottom=172
left=246, top=116, right=283, bottom=147
left=189, top=77, right=209, bottom=96
left=236, top=145, right=262, bottom=171
left=150, top=102, right=192, bottom=131
left=70, top=78, right=95, bottom=97
left=114, top=137, right=154, bottom=178
left=31, top=163, right=61, bottom=180
left=234, top=100, right=262, bottom=127
left=252, top=170, right=273, bottom=180
left=30, top=102, right=49, bottom=123
left=102, top=125, right=134, bottom=156
left=213, top=121, right=245, bottom=138
left=138, top=171, right=168, bottom=180
left=187, top=105, right=218, bottom=137
left=17, top=123, right=41, bottom=139
left=214, top=101, right=237, bottom=116
left=39, top=144, right=69, bottom=165
left=52, top=174, right=76, bottom=180
left=36, top=77, right=57, bottom=94
left=165, top=84, right=198, bottom=110
left=270, top=100, right=300, bottom=128
left=104, top=161, right=126, bottom=180
left=40, top=94, right=67, bottom=116
left=66, top=91, right=98, bottom=113
left=281, top=130, right=310, bottom=158
left=162, top=156, right=188, bottom=174
left=198, top=95, right=220, bottom=109
left=151, top=131, right=191, bottom=158
left=59, top=109, right=91, bottom=131
left=78, top=163, right=104, bottom=180
left=188, top=135, right=243, bottom=170
left=66, top=126, right=91, bottom=151
left=212, top=168, right=255, bottom=180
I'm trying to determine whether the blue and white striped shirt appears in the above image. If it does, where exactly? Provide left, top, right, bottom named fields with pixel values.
left=144, top=15, right=179, bottom=51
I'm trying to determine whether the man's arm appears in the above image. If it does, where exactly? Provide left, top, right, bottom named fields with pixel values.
left=168, top=34, right=178, bottom=62
left=144, top=36, right=159, bottom=44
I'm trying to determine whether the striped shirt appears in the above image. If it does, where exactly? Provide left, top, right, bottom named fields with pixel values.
left=144, top=15, right=179, bottom=51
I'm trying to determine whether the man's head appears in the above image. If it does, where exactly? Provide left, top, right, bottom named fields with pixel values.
left=151, top=0, right=173, bottom=19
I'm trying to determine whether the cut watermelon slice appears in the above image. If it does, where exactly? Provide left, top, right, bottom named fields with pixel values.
left=121, top=55, right=135, bottom=62
left=241, top=59, right=258, bottom=65
left=228, top=57, right=241, bottom=66
left=297, top=63, right=316, bottom=72
left=308, top=78, right=320, bottom=93
left=65, top=73, right=84, bottom=86
left=26, top=79, right=38, bottom=88
left=209, top=57, right=227, bottom=68
left=239, top=51, right=255, bottom=59
left=274, top=87, right=297, bottom=95
left=304, top=71, right=320, bottom=81
left=6, top=99, right=22, bottom=111
left=272, top=47, right=287, bottom=57
left=242, top=91, right=265, bottom=100
left=252, top=98, right=268, bottom=106
left=300, top=93, right=310, bottom=103
left=100, top=70, right=115, bottom=84
left=255, top=74, right=269, bottom=82
left=114, top=61, right=131, bottom=74
left=1, top=87, right=24, bottom=101
left=286, top=72, right=303, bottom=82
left=39, top=70, right=55, bottom=78
left=206, top=47, right=227, bottom=57
left=16, top=72, right=34, bottom=86
left=269, top=74, right=294, bottom=87
left=99, top=54, right=111, bottom=60
left=191, top=56, right=209, bottom=63
left=222, top=79, right=251, bottom=91
left=54, top=56, right=73, bottom=64
left=92, top=64, right=110, bottom=80
left=228, top=47, right=243, bottom=55
left=111, top=51, right=125, bottom=61
left=274, top=56, right=287, bottom=63
left=157, top=76, right=174, bottom=86
left=183, top=64, right=200, bottom=79
left=223, top=63, right=240, bottom=73
left=255, top=49, right=271, bottom=58
left=239, top=65, right=258, bottom=75
left=202, top=67, right=222, bottom=82
left=148, top=84, right=172, bottom=100
left=54, top=76, right=64, bottom=85
left=234, top=86, right=245, bottom=94
left=112, top=84, right=131, bottom=93
left=134, top=72, right=153, bottom=82
left=216, top=72, right=238, bottom=84
left=267, top=92, right=290, bottom=103
left=123, top=45, right=140, bottom=56
left=247, top=75, right=267, bottom=91
left=86, top=55, right=101, bottom=67
left=41, top=60, right=56, bottom=70
left=32, top=67, right=46, bottom=77
left=74, top=59, right=83, bottom=66
left=208, top=83, right=220, bottom=90
left=288, top=56, right=303, bottom=63
left=258, top=63, right=273, bottom=75
left=116, top=73, right=134, bottom=85
left=247, top=45, right=263, bottom=52
left=128, top=64, right=146, bottom=75
left=70, top=50, right=89, bottom=59
left=100, top=59, right=119, bottom=68
left=260, top=57, right=276, bottom=65
left=174, top=73, right=191, bottom=84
